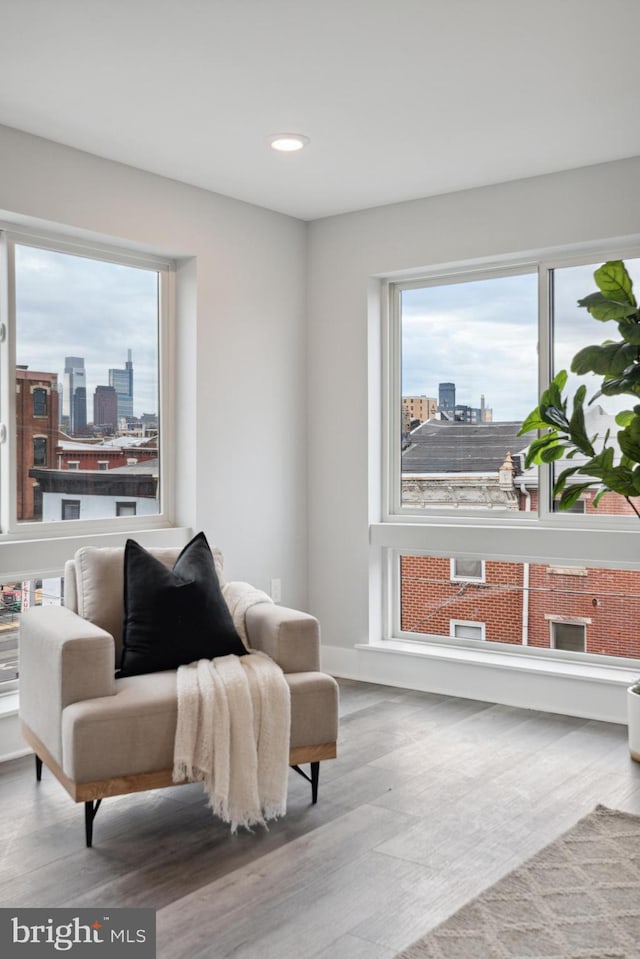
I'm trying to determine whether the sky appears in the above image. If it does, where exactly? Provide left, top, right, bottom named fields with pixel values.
left=401, top=258, right=640, bottom=423
left=15, top=245, right=159, bottom=418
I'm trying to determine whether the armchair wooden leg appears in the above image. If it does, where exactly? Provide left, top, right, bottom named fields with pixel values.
left=84, top=799, right=102, bottom=847
left=35, top=754, right=43, bottom=782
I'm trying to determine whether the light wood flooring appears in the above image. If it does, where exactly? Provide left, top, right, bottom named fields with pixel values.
left=1, top=679, right=640, bottom=958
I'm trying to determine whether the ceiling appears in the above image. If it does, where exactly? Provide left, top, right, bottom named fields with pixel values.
left=2, top=0, right=640, bottom=221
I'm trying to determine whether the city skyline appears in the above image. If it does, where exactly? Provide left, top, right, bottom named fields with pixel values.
left=401, top=258, right=640, bottom=423
left=15, top=244, right=159, bottom=419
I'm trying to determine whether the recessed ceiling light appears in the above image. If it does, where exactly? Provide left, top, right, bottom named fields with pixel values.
left=269, top=133, right=309, bottom=153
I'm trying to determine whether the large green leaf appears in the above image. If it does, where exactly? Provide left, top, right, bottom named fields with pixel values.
left=567, top=385, right=595, bottom=456
left=618, top=318, right=640, bottom=344
left=594, top=261, right=636, bottom=307
left=577, top=292, right=638, bottom=322
left=615, top=409, right=636, bottom=427
left=618, top=431, right=640, bottom=462
left=571, top=341, right=636, bottom=376
left=555, top=483, right=593, bottom=509
left=593, top=365, right=640, bottom=398
left=523, top=432, right=564, bottom=467
left=554, top=465, right=580, bottom=495
left=541, top=444, right=568, bottom=462
left=518, top=408, right=551, bottom=436
left=539, top=404, right=570, bottom=431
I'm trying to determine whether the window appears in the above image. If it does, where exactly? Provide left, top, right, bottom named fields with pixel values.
left=0, top=578, right=63, bottom=691
left=33, top=388, right=47, bottom=416
left=395, top=270, right=538, bottom=513
left=378, top=246, right=640, bottom=667
left=116, top=502, right=137, bottom=517
left=0, top=228, right=174, bottom=536
left=61, top=500, right=80, bottom=520
left=398, top=553, right=639, bottom=660
left=33, top=436, right=46, bottom=467
left=451, top=558, right=485, bottom=582
left=551, top=622, right=586, bottom=653
left=0, top=227, right=174, bottom=692
left=391, top=255, right=640, bottom=520
left=450, top=620, right=485, bottom=641
left=553, top=499, right=586, bottom=514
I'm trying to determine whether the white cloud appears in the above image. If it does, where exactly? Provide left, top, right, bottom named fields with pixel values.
left=15, top=245, right=159, bottom=417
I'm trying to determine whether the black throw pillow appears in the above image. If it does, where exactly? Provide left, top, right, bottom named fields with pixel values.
left=119, top=531, right=247, bottom=677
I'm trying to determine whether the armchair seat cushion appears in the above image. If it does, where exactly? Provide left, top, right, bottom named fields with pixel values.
left=61, top=669, right=339, bottom=784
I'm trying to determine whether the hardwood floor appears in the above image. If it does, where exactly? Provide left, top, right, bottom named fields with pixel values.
left=1, top=679, right=639, bottom=958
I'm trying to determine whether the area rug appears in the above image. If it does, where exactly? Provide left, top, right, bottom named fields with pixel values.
left=395, top=805, right=640, bottom=959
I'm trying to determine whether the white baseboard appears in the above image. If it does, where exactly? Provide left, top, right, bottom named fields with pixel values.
left=320, top=642, right=633, bottom=725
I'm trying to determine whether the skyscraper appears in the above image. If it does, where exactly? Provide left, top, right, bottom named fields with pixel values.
left=63, top=356, right=86, bottom=435
left=94, top=385, right=118, bottom=431
left=438, top=382, right=455, bottom=418
left=109, top=349, right=134, bottom=421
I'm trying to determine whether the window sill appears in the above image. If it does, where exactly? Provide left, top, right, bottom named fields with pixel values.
left=321, top=639, right=635, bottom=724
left=355, top=639, right=638, bottom=687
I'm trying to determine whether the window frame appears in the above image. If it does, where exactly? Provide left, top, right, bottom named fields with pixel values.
left=61, top=499, right=81, bottom=521
left=32, top=435, right=47, bottom=467
left=32, top=387, right=47, bottom=417
left=375, top=238, right=640, bottom=670
left=550, top=620, right=587, bottom=653
left=0, top=225, right=176, bottom=565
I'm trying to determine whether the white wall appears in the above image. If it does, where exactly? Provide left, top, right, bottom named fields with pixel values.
left=307, top=157, right=640, bottom=720
left=0, top=124, right=308, bottom=605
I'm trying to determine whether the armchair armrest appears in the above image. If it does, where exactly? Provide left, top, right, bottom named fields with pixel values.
left=245, top=603, right=321, bottom=673
left=19, top=605, right=116, bottom=765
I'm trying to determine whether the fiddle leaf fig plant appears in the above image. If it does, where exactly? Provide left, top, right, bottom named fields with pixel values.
left=518, top=260, right=640, bottom=519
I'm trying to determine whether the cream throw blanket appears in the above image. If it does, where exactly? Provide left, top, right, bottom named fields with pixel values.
left=173, top=584, right=291, bottom=831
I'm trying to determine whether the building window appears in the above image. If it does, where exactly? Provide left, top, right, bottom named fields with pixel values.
left=33, top=436, right=46, bottom=466
left=551, top=622, right=586, bottom=653
left=450, top=620, right=485, bottom=641
left=116, top=502, right=137, bottom=517
left=97, top=461, right=109, bottom=471
left=553, top=499, right=586, bottom=514
left=67, top=461, right=80, bottom=470
left=450, top=558, right=485, bottom=582
left=33, top=388, right=47, bottom=416
left=61, top=500, right=80, bottom=521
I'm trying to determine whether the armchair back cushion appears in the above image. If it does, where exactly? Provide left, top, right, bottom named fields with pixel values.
left=65, top=543, right=225, bottom=662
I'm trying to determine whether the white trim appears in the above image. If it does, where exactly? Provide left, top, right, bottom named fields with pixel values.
left=0, top=227, right=178, bottom=569
left=320, top=642, right=636, bottom=724
left=371, top=521, right=640, bottom=570
left=0, top=525, right=191, bottom=582
left=0, top=222, right=173, bottom=273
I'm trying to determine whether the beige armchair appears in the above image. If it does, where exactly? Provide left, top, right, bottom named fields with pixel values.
left=19, top=543, right=339, bottom=846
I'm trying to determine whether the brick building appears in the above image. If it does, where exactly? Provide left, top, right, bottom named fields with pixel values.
left=400, top=421, right=640, bottom=661
left=401, top=553, right=640, bottom=660
left=16, top=368, right=59, bottom=520
left=57, top=444, right=157, bottom=471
